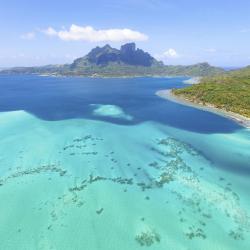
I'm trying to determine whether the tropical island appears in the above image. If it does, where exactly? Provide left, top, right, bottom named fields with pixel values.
left=158, top=67, right=250, bottom=127
left=0, top=43, right=225, bottom=77
left=2, top=42, right=250, bottom=126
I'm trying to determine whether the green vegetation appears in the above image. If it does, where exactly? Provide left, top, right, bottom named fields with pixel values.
left=0, top=43, right=224, bottom=77
left=172, top=67, right=250, bottom=118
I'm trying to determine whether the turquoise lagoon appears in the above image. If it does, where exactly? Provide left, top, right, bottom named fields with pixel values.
left=0, top=75, right=249, bottom=249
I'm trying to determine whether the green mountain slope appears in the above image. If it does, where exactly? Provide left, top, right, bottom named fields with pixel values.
left=0, top=43, right=225, bottom=77
left=172, top=67, right=250, bottom=118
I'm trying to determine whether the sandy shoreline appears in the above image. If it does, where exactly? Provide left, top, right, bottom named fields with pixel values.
left=156, top=89, right=250, bottom=128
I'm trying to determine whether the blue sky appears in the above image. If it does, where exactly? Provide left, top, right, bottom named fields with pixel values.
left=1, top=0, right=250, bottom=67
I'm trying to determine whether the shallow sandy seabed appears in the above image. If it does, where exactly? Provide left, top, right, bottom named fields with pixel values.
left=90, top=104, right=133, bottom=121
left=0, top=110, right=250, bottom=250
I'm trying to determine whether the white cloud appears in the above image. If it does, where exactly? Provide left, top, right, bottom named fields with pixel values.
left=156, top=48, right=180, bottom=60
left=42, top=24, right=148, bottom=42
left=163, top=48, right=179, bottom=58
left=43, top=27, right=58, bottom=36
left=20, top=32, right=35, bottom=40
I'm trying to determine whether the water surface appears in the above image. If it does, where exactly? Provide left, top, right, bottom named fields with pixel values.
left=0, top=75, right=249, bottom=250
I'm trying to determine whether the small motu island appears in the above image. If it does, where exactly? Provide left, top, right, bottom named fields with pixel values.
left=167, top=67, right=250, bottom=126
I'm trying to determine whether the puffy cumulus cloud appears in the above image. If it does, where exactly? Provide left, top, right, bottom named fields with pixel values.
left=155, top=48, right=180, bottom=60
left=20, top=32, right=35, bottom=40
left=42, top=24, right=148, bottom=42
left=162, top=48, right=179, bottom=58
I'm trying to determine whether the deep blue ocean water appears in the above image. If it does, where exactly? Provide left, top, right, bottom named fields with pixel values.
left=0, top=74, right=240, bottom=133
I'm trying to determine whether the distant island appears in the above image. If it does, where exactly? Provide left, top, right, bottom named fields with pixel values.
left=159, top=66, right=250, bottom=127
left=0, top=43, right=225, bottom=77
left=2, top=42, right=250, bottom=125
